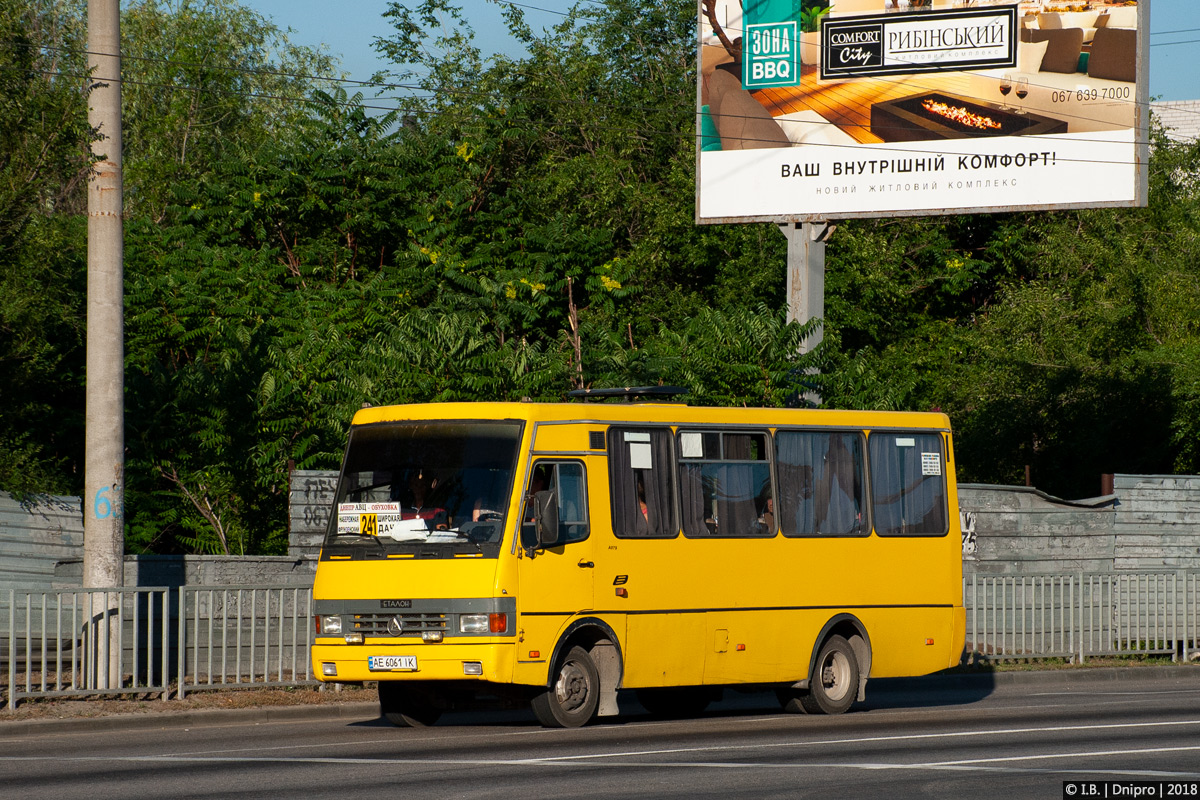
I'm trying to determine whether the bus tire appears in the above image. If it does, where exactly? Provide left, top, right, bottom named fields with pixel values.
left=800, top=635, right=859, bottom=715
left=378, top=681, right=441, bottom=727
left=531, top=645, right=600, bottom=728
left=636, top=687, right=715, bottom=718
left=775, top=687, right=810, bottom=714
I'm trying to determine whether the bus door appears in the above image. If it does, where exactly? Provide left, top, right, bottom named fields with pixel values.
left=516, top=460, right=596, bottom=658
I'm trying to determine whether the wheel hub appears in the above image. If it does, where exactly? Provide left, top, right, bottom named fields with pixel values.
left=556, top=662, right=590, bottom=711
left=821, top=651, right=851, bottom=701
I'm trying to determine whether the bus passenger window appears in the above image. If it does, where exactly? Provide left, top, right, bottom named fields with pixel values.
left=678, top=430, right=774, bottom=538
left=776, top=431, right=866, bottom=537
left=869, top=433, right=948, bottom=536
left=608, top=428, right=676, bottom=538
left=521, top=461, right=589, bottom=548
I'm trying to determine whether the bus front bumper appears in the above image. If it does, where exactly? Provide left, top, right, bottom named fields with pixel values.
left=312, top=640, right=516, bottom=683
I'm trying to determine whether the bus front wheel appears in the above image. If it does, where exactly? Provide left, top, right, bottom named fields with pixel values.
left=531, top=645, right=600, bottom=728
left=800, top=635, right=859, bottom=715
left=378, top=681, right=442, bottom=727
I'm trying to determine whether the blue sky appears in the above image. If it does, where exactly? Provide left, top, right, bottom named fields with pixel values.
left=245, top=0, right=1198, bottom=103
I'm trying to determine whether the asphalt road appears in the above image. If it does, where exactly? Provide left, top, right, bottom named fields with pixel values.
left=3, top=669, right=1200, bottom=799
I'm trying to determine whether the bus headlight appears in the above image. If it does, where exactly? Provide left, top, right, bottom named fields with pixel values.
left=319, top=615, right=343, bottom=635
left=460, top=613, right=507, bottom=633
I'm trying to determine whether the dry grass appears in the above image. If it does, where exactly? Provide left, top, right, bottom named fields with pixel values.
left=0, top=683, right=376, bottom=723
left=957, top=654, right=1197, bottom=672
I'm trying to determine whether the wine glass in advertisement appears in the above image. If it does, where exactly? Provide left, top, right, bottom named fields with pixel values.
left=998, top=73, right=1013, bottom=111
left=1014, top=77, right=1029, bottom=115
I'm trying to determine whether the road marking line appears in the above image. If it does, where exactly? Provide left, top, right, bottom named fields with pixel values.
left=7, top=718, right=1200, bottom=772
left=1032, top=690, right=1200, bottom=697
left=512, top=718, right=1200, bottom=763
left=2, top=753, right=1200, bottom=780
left=136, top=716, right=1200, bottom=762
left=923, top=744, right=1200, bottom=767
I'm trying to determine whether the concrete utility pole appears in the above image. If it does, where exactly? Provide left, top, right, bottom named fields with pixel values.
left=84, top=0, right=124, bottom=688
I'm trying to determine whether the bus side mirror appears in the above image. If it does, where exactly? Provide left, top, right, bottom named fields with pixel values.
left=533, top=490, right=559, bottom=548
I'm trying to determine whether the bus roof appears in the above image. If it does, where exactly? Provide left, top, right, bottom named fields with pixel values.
left=350, top=401, right=951, bottom=432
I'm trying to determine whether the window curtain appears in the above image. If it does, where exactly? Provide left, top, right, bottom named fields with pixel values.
left=869, top=433, right=947, bottom=536
left=777, top=431, right=864, bottom=536
left=679, top=464, right=708, bottom=536
left=818, top=434, right=863, bottom=535
left=608, top=428, right=676, bottom=538
left=643, top=430, right=675, bottom=536
left=777, top=432, right=818, bottom=535
left=714, top=464, right=759, bottom=536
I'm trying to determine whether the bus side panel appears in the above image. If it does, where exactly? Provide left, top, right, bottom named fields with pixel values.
left=606, top=532, right=961, bottom=687
left=702, top=610, right=789, bottom=684
left=855, top=606, right=960, bottom=678
left=622, top=613, right=705, bottom=687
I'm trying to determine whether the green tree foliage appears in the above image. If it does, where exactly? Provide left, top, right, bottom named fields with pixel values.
left=124, top=90, right=410, bottom=554
left=371, top=0, right=806, bottom=389
left=116, top=0, right=817, bottom=552
left=120, top=0, right=338, bottom=221
left=7, top=0, right=1199, bottom=551
left=935, top=129, right=1200, bottom=497
left=0, top=0, right=91, bottom=495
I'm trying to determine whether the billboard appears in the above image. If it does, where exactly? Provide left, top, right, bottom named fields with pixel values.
left=696, top=0, right=1148, bottom=223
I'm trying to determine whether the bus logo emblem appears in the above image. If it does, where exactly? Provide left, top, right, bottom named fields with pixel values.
left=387, top=617, right=405, bottom=636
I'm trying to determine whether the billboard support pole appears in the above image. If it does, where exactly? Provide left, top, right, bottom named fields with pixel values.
left=779, top=221, right=831, bottom=405
left=779, top=220, right=831, bottom=350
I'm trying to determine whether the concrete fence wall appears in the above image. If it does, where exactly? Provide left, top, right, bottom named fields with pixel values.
left=1112, top=475, right=1200, bottom=570
left=287, top=470, right=335, bottom=559
left=958, top=485, right=1117, bottom=575
left=0, top=493, right=85, bottom=591
left=1, top=491, right=314, bottom=592
left=961, top=474, right=1200, bottom=575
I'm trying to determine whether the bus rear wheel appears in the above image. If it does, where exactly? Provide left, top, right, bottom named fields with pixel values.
left=800, top=635, right=859, bottom=715
left=378, top=681, right=442, bottom=727
left=531, top=645, right=600, bottom=728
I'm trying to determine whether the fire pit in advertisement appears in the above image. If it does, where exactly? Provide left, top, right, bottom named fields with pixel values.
left=870, top=92, right=1068, bottom=142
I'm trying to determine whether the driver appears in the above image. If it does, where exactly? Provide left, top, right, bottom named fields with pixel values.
left=403, top=469, right=448, bottom=529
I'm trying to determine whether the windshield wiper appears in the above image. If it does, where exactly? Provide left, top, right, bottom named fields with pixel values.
left=330, top=532, right=385, bottom=550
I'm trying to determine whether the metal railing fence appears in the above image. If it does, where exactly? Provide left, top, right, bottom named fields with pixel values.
left=5, top=574, right=1199, bottom=708
left=2, top=588, right=172, bottom=709
left=2, top=585, right=315, bottom=710
left=964, top=571, right=1200, bottom=662
left=177, top=586, right=314, bottom=699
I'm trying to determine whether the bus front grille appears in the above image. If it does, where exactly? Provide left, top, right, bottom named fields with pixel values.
left=352, top=612, right=448, bottom=636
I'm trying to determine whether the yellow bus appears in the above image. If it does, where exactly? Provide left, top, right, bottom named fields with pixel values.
left=311, top=391, right=965, bottom=727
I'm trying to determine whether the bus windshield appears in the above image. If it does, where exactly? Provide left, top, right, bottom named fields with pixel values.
left=324, top=420, right=523, bottom=558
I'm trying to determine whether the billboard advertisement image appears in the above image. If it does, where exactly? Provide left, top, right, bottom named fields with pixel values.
left=696, top=0, right=1148, bottom=223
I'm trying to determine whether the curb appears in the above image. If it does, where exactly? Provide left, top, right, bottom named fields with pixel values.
left=873, top=664, right=1200, bottom=692
left=0, top=700, right=379, bottom=738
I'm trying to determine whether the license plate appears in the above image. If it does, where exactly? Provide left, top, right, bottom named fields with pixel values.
left=368, top=655, right=417, bottom=671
